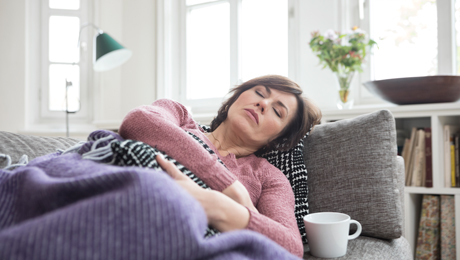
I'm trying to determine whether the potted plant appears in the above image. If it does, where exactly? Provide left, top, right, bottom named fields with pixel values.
left=309, top=27, right=377, bottom=109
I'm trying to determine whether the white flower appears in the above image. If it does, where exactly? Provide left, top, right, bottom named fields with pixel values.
left=351, top=27, right=366, bottom=34
left=344, top=29, right=354, bottom=35
left=324, top=29, right=338, bottom=40
left=341, top=38, right=350, bottom=46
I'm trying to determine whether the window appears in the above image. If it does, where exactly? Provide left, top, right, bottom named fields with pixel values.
left=40, top=0, right=90, bottom=118
left=186, top=1, right=230, bottom=100
left=240, top=0, right=288, bottom=81
left=456, top=0, right=460, bottom=74
left=365, top=0, right=456, bottom=80
left=182, top=0, right=289, bottom=110
left=369, top=0, right=438, bottom=80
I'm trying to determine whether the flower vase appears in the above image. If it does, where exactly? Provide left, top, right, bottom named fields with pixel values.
left=335, top=72, right=355, bottom=109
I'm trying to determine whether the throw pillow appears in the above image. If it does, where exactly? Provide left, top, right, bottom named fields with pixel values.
left=258, top=138, right=309, bottom=244
left=303, top=109, right=403, bottom=239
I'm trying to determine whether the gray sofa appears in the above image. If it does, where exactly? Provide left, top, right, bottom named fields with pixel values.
left=303, top=109, right=412, bottom=259
left=0, top=109, right=412, bottom=260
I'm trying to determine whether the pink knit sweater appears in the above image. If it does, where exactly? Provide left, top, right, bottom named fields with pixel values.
left=118, top=99, right=304, bottom=257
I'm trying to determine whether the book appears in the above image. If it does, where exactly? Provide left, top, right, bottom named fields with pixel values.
left=401, top=138, right=411, bottom=164
left=456, top=134, right=460, bottom=187
left=406, top=127, right=418, bottom=186
left=443, top=125, right=460, bottom=187
left=440, top=195, right=456, bottom=259
left=451, top=138, right=456, bottom=187
left=411, top=129, right=426, bottom=187
left=415, top=195, right=440, bottom=260
left=424, top=128, right=433, bottom=187
left=421, top=130, right=427, bottom=187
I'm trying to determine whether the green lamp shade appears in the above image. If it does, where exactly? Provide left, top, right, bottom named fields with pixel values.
left=93, top=32, right=132, bottom=71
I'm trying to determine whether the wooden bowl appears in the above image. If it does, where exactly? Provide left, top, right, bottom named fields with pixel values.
left=363, top=76, right=460, bottom=105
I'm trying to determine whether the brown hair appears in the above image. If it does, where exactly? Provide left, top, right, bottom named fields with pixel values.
left=210, top=75, right=322, bottom=152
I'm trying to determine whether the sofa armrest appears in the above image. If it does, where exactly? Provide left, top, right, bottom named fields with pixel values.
left=303, top=110, right=403, bottom=240
left=0, top=131, right=79, bottom=168
left=396, top=155, right=405, bottom=232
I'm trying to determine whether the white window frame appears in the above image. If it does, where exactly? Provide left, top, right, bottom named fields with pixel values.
left=181, top=0, right=240, bottom=115
left=157, top=0, right=298, bottom=121
left=39, top=0, right=92, bottom=121
left=356, top=0, right=456, bottom=105
left=436, top=0, right=456, bottom=75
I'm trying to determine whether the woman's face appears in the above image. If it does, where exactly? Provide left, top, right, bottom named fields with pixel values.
left=226, top=85, right=298, bottom=147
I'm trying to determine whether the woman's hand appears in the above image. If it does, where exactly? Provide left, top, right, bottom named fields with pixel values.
left=156, top=154, right=257, bottom=213
left=222, top=181, right=259, bottom=213
left=156, top=154, right=204, bottom=198
left=156, top=154, right=251, bottom=231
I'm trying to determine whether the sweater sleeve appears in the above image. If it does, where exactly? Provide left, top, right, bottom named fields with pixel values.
left=246, top=166, right=304, bottom=258
left=118, top=99, right=237, bottom=192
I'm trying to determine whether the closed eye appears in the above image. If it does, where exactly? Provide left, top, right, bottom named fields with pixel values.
left=255, top=90, right=264, bottom=97
left=273, top=108, right=281, bottom=117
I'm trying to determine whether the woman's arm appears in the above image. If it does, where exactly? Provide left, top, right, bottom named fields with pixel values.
left=157, top=154, right=251, bottom=230
left=119, top=99, right=236, bottom=192
left=119, top=99, right=257, bottom=212
left=245, top=173, right=304, bottom=257
left=157, top=155, right=303, bottom=258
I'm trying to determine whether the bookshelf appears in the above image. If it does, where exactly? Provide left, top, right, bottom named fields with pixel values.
left=321, top=102, right=460, bottom=259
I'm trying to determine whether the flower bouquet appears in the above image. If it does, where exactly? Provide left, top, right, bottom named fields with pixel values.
left=309, top=27, right=377, bottom=109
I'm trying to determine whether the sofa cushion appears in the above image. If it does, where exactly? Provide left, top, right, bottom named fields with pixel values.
left=0, top=131, right=79, bottom=168
left=303, top=236, right=412, bottom=260
left=303, top=109, right=403, bottom=240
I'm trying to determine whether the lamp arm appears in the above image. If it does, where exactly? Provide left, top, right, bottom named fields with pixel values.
left=77, top=23, right=104, bottom=47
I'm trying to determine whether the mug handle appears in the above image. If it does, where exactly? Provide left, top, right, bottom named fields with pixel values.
left=348, top=220, right=362, bottom=240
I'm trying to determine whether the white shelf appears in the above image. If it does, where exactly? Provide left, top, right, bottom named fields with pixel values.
left=405, top=186, right=460, bottom=195
left=321, top=101, right=460, bottom=121
left=323, top=102, right=460, bottom=260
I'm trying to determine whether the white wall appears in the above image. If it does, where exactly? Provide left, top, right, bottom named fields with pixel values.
left=0, top=0, right=27, bottom=133
left=120, top=0, right=156, bottom=116
left=297, top=0, right=341, bottom=110
left=0, top=0, right=156, bottom=135
left=81, top=0, right=157, bottom=130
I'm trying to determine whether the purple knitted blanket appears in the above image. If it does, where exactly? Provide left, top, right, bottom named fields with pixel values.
left=0, top=151, right=301, bottom=260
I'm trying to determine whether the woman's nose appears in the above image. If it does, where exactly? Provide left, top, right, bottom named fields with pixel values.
left=257, top=100, right=268, bottom=113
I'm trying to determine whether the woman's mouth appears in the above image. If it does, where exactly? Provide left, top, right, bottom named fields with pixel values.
left=244, top=109, right=259, bottom=125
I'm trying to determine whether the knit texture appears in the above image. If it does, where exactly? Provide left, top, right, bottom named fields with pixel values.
left=109, top=137, right=220, bottom=238
left=304, top=109, right=403, bottom=240
left=201, top=125, right=310, bottom=244
left=118, top=99, right=304, bottom=257
left=0, top=152, right=302, bottom=260
left=258, top=139, right=309, bottom=244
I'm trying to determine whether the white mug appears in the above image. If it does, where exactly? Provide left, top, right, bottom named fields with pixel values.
left=303, top=212, right=362, bottom=258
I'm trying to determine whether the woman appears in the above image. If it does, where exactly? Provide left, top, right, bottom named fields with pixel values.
left=119, top=75, right=321, bottom=258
